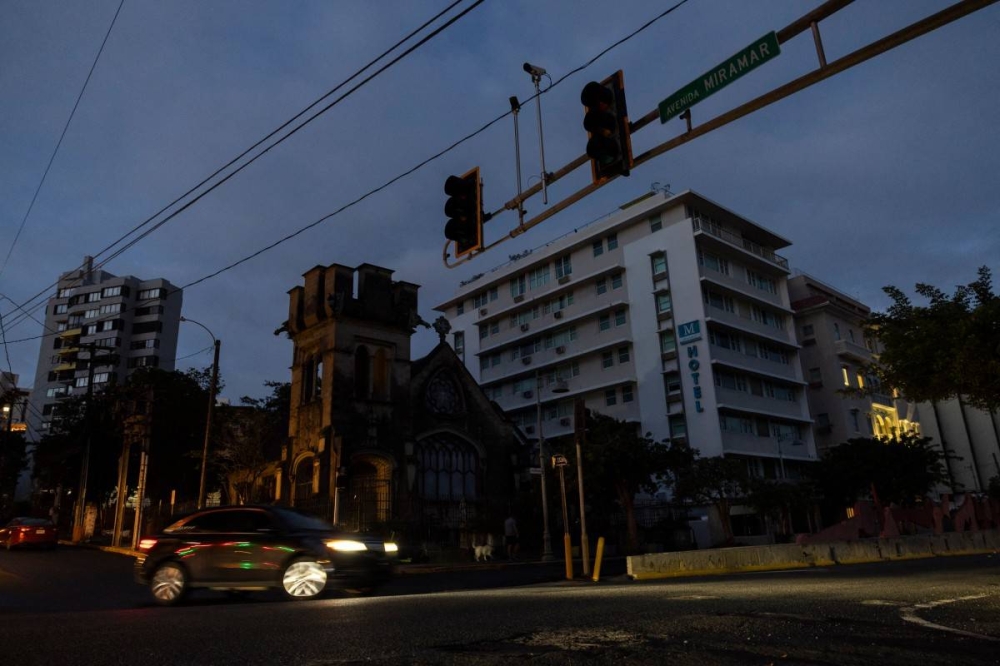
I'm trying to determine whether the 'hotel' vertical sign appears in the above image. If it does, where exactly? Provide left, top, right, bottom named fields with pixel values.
left=678, top=320, right=704, bottom=413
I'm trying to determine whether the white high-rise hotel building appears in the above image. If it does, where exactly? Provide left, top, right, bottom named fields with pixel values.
left=436, top=190, right=817, bottom=477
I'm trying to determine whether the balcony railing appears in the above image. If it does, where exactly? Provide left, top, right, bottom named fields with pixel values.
left=693, top=216, right=789, bottom=270
left=833, top=339, right=872, bottom=362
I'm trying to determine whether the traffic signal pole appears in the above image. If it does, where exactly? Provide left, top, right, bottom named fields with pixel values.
left=443, top=0, right=995, bottom=268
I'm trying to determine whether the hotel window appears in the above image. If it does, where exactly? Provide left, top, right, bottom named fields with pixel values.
left=479, top=326, right=488, bottom=340
left=622, top=384, right=634, bottom=403
left=655, top=292, right=672, bottom=314
left=698, top=251, right=729, bottom=275
left=618, top=346, right=630, bottom=364
left=510, top=275, right=526, bottom=298
left=602, top=351, right=614, bottom=369
left=528, top=265, right=550, bottom=290
left=598, top=314, right=611, bottom=331
left=489, top=286, right=498, bottom=301
left=453, top=332, right=464, bottom=358
left=592, top=239, right=604, bottom=257
left=808, top=368, right=822, bottom=385
left=747, top=269, right=777, bottom=294
left=649, top=214, right=663, bottom=232
left=833, top=323, right=841, bottom=340
left=606, top=233, right=618, bottom=250
left=456, top=301, right=464, bottom=316
left=490, top=321, right=499, bottom=336
left=801, top=324, right=814, bottom=337
left=841, top=366, right=850, bottom=387
left=491, top=354, right=501, bottom=367
left=86, top=292, right=101, bottom=303
left=604, top=388, right=617, bottom=406
left=480, top=357, right=489, bottom=372
left=611, top=272, right=623, bottom=290
left=705, top=290, right=735, bottom=313
left=596, top=279, right=608, bottom=295
left=751, top=305, right=782, bottom=329
left=614, top=309, right=626, bottom=326
left=102, top=286, right=123, bottom=298
left=57, top=287, right=73, bottom=298
left=651, top=253, right=667, bottom=277
left=473, top=292, right=489, bottom=309
left=54, top=304, right=68, bottom=315
left=555, top=255, right=572, bottom=279
left=659, top=330, right=677, bottom=354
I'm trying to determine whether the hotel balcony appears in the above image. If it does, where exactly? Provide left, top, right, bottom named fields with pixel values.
left=716, top=388, right=806, bottom=420
left=721, top=432, right=811, bottom=459
left=834, top=339, right=872, bottom=363
left=709, top=346, right=801, bottom=383
left=692, top=216, right=789, bottom=271
left=705, top=306, right=792, bottom=345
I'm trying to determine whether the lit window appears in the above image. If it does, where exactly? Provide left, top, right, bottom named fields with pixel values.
left=842, top=366, right=850, bottom=387
left=856, top=373, right=865, bottom=389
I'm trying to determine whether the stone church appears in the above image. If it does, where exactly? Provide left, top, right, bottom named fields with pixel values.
left=274, top=262, right=524, bottom=544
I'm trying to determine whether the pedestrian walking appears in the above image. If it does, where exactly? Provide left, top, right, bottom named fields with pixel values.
left=504, top=513, right=519, bottom=560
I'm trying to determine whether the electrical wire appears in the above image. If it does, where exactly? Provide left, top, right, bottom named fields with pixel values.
left=0, top=0, right=127, bottom=280
left=0, top=0, right=472, bottom=336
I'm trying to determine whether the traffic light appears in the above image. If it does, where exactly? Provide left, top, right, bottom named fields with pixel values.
left=581, top=70, right=633, bottom=184
left=444, top=167, right=484, bottom=258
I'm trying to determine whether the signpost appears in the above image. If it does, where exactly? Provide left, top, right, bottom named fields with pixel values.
left=659, top=31, right=781, bottom=123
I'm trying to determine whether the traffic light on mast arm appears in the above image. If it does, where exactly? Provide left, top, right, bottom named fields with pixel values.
left=581, top=70, right=633, bottom=185
left=444, top=166, right=487, bottom=258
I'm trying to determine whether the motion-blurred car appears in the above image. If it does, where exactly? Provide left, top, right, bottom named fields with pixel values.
left=134, top=505, right=396, bottom=605
left=0, top=517, right=58, bottom=550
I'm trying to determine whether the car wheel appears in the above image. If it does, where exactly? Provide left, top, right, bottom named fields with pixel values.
left=150, top=562, right=188, bottom=606
left=281, top=558, right=327, bottom=600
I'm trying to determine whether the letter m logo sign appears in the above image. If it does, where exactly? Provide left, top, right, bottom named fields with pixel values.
left=678, top=320, right=702, bottom=344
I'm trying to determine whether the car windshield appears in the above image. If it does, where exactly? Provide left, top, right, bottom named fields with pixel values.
left=273, top=507, right=334, bottom=532
left=11, top=518, right=52, bottom=527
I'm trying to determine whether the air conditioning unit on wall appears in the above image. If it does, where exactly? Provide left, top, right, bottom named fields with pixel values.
left=556, top=346, right=566, bottom=354
left=554, top=310, right=564, bottom=319
left=522, top=390, right=534, bottom=399
left=560, top=417, right=571, bottom=426
left=520, top=323, right=530, bottom=332
left=479, top=308, right=488, bottom=316
left=522, top=356, right=532, bottom=365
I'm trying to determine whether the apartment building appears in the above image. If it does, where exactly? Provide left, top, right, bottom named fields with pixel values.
left=436, top=190, right=816, bottom=479
left=789, top=273, right=1000, bottom=492
left=27, top=256, right=182, bottom=437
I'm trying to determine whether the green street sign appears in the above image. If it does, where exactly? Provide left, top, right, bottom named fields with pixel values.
left=659, top=31, right=781, bottom=123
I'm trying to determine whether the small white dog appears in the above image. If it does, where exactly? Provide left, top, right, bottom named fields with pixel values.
left=473, top=534, right=495, bottom=562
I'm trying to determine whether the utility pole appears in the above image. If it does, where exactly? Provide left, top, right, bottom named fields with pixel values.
left=72, top=343, right=103, bottom=542
left=574, top=398, right=590, bottom=576
left=197, top=338, right=221, bottom=508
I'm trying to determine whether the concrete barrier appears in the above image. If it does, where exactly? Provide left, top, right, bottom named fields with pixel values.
left=627, top=530, right=1000, bottom=580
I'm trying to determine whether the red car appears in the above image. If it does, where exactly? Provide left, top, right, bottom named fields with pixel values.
left=0, top=517, right=58, bottom=550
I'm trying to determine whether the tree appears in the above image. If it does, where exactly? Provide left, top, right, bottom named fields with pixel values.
left=213, top=381, right=290, bottom=504
left=868, top=266, right=1000, bottom=411
left=0, top=430, right=28, bottom=519
left=672, top=454, right=749, bottom=546
left=745, top=478, right=816, bottom=540
left=578, top=411, right=691, bottom=552
left=810, top=434, right=948, bottom=509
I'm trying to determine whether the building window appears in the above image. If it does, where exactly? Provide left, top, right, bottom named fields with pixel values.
left=605, top=388, right=617, bottom=406
left=84, top=309, right=99, bottom=319
left=596, top=279, right=607, bottom=295
left=417, top=437, right=479, bottom=501
left=651, top=253, right=667, bottom=277
left=528, top=265, right=550, bottom=290
left=86, top=292, right=101, bottom=303
left=453, top=332, right=465, bottom=357
left=54, top=304, right=68, bottom=315
left=618, top=346, right=630, bottom=364
left=614, top=309, right=626, bottom=327
left=372, top=350, right=389, bottom=400
left=801, top=324, right=814, bottom=338
left=816, top=413, right=830, bottom=427
left=99, top=303, right=123, bottom=315
left=660, top=330, right=677, bottom=354
left=57, top=287, right=73, bottom=298
left=598, top=314, right=611, bottom=332
left=808, top=368, right=822, bottom=384
left=491, top=354, right=501, bottom=367
left=489, top=286, right=498, bottom=301
left=848, top=329, right=856, bottom=342
left=841, top=366, right=850, bottom=387
left=650, top=214, right=663, bottom=232
left=456, top=301, right=465, bottom=316
left=592, top=239, right=604, bottom=257
left=746, top=269, right=777, bottom=294
left=655, top=292, right=672, bottom=314
left=480, top=357, right=489, bottom=372
left=135, top=305, right=164, bottom=316
left=611, top=273, right=623, bottom=290
left=130, top=339, right=158, bottom=350
left=137, top=288, right=164, bottom=301
left=705, top=290, right=735, bottom=313
left=93, top=372, right=110, bottom=384
left=103, top=319, right=127, bottom=332
left=74, top=377, right=89, bottom=388
left=606, top=233, right=618, bottom=250
left=622, top=384, right=634, bottom=403
left=555, top=256, right=572, bottom=280
left=602, top=351, right=614, bottom=369
left=102, top=286, right=122, bottom=298
left=849, top=409, right=861, bottom=432
left=698, top=251, right=730, bottom=275
left=833, top=323, right=841, bottom=340
left=472, top=292, right=488, bottom=309
left=856, top=372, right=865, bottom=389
left=479, top=326, right=488, bottom=340
left=490, top=321, right=499, bottom=336
left=354, top=347, right=371, bottom=399
left=510, top=275, right=526, bottom=298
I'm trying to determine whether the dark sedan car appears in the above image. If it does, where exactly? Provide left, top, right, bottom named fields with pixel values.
left=135, top=506, right=396, bottom=605
left=1, top=517, right=58, bottom=550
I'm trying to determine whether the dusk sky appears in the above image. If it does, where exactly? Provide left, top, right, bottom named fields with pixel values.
left=2, top=0, right=998, bottom=403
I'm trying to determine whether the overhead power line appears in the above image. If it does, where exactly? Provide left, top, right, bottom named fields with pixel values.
left=0, top=0, right=477, bottom=335
left=0, top=0, right=126, bottom=280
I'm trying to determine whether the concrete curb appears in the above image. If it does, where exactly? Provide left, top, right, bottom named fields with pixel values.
left=58, top=540, right=140, bottom=558
left=626, top=530, right=1000, bottom=580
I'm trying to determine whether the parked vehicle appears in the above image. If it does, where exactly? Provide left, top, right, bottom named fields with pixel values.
left=0, top=518, right=58, bottom=550
left=134, top=506, right=396, bottom=606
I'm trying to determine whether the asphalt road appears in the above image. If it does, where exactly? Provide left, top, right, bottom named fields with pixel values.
left=1, top=547, right=998, bottom=665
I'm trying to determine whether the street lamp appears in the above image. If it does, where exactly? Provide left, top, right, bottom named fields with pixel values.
left=536, top=372, right=568, bottom=562
left=181, top=317, right=221, bottom=509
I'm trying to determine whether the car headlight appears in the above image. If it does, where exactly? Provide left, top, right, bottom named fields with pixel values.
left=384, top=542, right=399, bottom=553
left=325, top=539, right=368, bottom=552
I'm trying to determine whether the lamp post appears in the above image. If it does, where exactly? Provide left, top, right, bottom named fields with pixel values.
left=535, top=373, right=568, bottom=562
left=181, top=317, right=220, bottom=509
